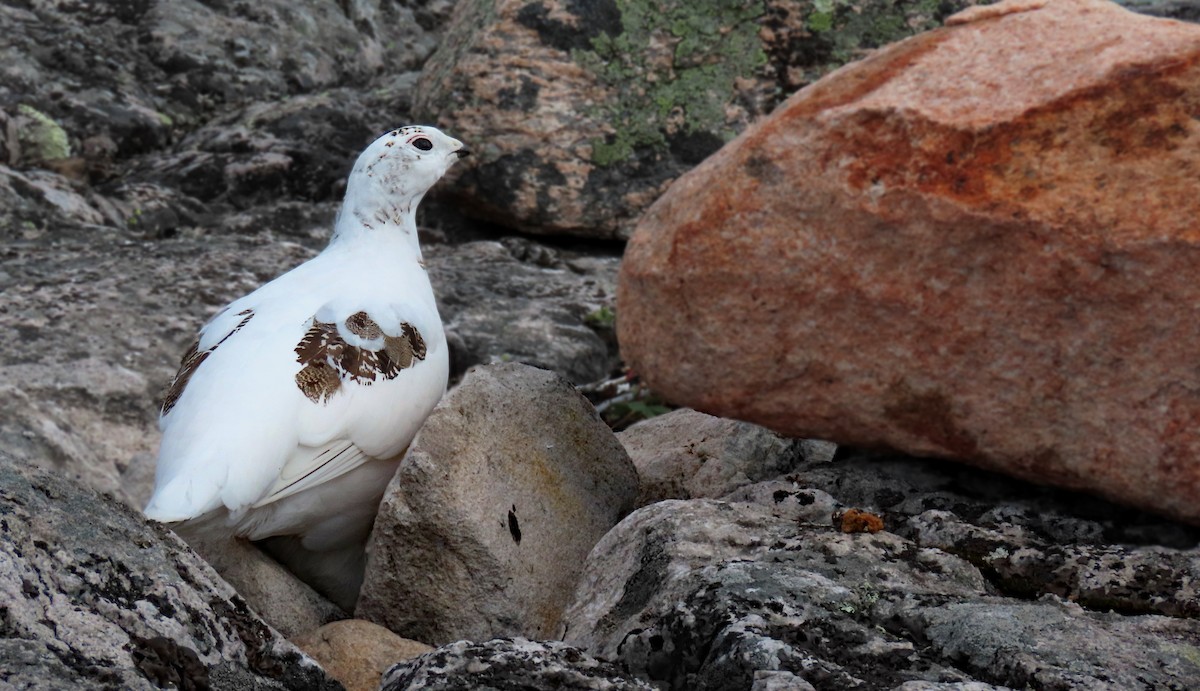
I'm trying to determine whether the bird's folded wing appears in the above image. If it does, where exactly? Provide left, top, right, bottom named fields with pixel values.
left=251, top=303, right=433, bottom=509
left=250, top=439, right=369, bottom=508
left=149, top=294, right=438, bottom=520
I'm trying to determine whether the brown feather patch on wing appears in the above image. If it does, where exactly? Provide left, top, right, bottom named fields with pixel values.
left=160, top=309, right=255, bottom=415
left=295, top=361, right=342, bottom=403
left=345, top=311, right=383, bottom=339
left=293, top=314, right=427, bottom=404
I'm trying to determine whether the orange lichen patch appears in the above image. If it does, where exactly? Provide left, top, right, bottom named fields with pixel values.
left=837, top=509, right=885, bottom=534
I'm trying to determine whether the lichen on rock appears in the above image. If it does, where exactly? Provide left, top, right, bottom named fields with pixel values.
left=16, top=104, right=71, bottom=162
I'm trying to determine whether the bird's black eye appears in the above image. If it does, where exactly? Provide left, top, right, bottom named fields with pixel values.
left=412, top=138, right=433, bottom=151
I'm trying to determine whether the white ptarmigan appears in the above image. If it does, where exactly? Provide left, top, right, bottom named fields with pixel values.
left=144, top=126, right=469, bottom=609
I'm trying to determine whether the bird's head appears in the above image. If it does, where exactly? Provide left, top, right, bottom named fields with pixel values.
left=339, top=125, right=470, bottom=233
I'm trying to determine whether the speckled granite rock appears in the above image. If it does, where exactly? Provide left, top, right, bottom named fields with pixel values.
left=562, top=498, right=1200, bottom=690
left=789, top=448, right=1200, bottom=621
left=0, top=0, right=445, bottom=163
left=380, top=638, right=655, bottom=691
left=357, top=363, right=639, bottom=645
left=618, top=0, right=1200, bottom=524
left=181, top=536, right=349, bottom=640
left=0, top=451, right=340, bottom=690
left=415, top=0, right=976, bottom=239
left=426, top=238, right=620, bottom=384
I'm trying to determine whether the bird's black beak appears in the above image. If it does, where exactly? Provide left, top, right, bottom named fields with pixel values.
left=455, top=148, right=472, bottom=159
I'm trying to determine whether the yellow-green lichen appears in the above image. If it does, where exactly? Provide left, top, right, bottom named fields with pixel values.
left=17, top=104, right=71, bottom=162
left=805, top=0, right=954, bottom=68
left=573, top=0, right=768, bottom=167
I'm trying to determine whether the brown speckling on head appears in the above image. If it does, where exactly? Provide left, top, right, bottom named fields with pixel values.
left=161, top=309, right=255, bottom=415
left=294, top=313, right=427, bottom=404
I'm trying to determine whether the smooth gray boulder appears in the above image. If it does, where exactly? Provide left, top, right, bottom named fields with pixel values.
left=0, top=451, right=340, bottom=690
left=618, top=408, right=836, bottom=507
left=357, top=363, right=639, bottom=645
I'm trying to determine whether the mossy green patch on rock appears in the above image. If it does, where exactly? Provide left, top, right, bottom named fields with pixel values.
left=573, top=0, right=769, bottom=167
left=17, top=104, right=71, bottom=162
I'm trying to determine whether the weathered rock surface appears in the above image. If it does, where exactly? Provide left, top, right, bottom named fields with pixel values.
left=357, top=363, right=639, bottom=645
left=426, top=237, right=621, bottom=384
left=416, top=0, right=976, bottom=239
left=563, top=498, right=1200, bottom=690
left=618, top=0, right=1200, bottom=523
left=0, top=0, right=443, bottom=167
left=0, top=451, right=341, bottom=690
left=183, top=537, right=348, bottom=639
left=293, top=620, right=431, bottom=691
left=618, top=408, right=836, bottom=507
left=790, top=448, right=1200, bottom=620
left=380, top=638, right=656, bottom=691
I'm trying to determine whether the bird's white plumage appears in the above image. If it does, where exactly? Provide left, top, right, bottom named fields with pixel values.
left=145, top=126, right=468, bottom=606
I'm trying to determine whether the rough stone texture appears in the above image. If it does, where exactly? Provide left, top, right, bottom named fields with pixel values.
left=415, top=0, right=976, bottom=239
left=183, top=537, right=348, bottom=639
left=789, top=448, right=1200, bottom=620
left=0, top=451, right=341, bottom=690
left=0, top=1, right=443, bottom=164
left=380, top=638, right=656, bottom=691
left=618, top=0, right=1200, bottom=524
left=562, top=498, right=1200, bottom=691
left=292, top=620, right=431, bottom=691
left=618, top=408, right=837, bottom=507
left=356, top=363, right=640, bottom=645
left=426, top=237, right=621, bottom=384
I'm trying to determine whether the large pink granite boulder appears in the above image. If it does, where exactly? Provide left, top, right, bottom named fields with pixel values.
left=618, top=0, right=1200, bottom=523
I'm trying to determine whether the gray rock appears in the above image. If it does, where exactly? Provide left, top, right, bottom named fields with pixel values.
left=908, top=509, right=1200, bottom=619
left=0, top=451, right=340, bottom=690
left=379, top=638, right=655, bottom=691
left=357, top=363, right=639, bottom=645
left=562, top=499, right=1200, bottom=690
left=892, top=684, right=1012, bottom=691
left=784, top=450, right=1200, bottom=619
left=751, top=671, right=817, bottom=691
left=721, top=479, right=841, bottom=527
left=617, top=408, right=836, bottom=507
left=427, top=238, right=620, bottom=384
left=0, top=0, right=444, bottom=164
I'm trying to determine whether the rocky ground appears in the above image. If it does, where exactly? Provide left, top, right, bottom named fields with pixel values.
left=2, top=0, right=1200, bottom=690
